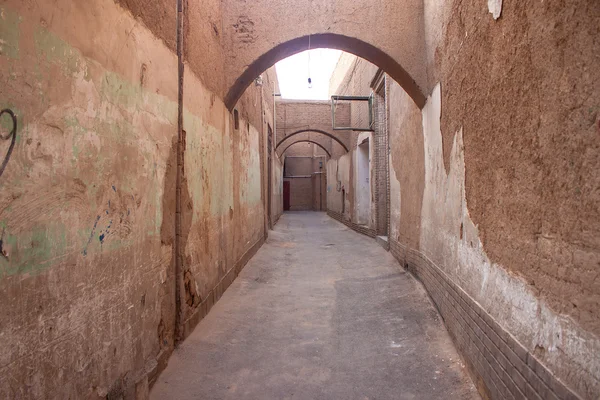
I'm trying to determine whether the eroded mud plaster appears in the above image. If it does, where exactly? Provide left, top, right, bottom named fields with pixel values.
left=420, top=84, right=600, bottom=396
left=326, top=153, right=352, bottom=219
left=0, top=1, right=268, bottom=397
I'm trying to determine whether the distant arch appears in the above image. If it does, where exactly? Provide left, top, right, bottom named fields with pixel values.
left=224, top=34, right=426, bottom=111
left=276, top=129, right=349, bottom=153
left=280, top=140, right=331, bottom=157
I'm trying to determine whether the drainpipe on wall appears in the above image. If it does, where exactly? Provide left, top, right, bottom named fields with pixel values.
left=174, top=0, right=185, bottom=342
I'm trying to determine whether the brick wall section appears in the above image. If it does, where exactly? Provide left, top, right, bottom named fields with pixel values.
left=284, top=143, right=328, bottom=211
left=388, top=239, right=581, bottom=400
left=373, top=85, right=390, bottom=236
left=275, top=100, right=352, bottom=154
left=327, top=210, right=376, bottom=238
left=286, top=177, right=313, bottom=211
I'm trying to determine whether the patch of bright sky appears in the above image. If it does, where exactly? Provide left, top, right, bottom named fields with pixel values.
left=275, top=49, right=342, bottom=100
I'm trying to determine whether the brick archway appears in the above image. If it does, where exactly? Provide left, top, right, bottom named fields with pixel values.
left=276, top=129, right=349, bottom=153
left=224, top=34, right=426, bottom=110
left=279, top=140, right=332, bottom=157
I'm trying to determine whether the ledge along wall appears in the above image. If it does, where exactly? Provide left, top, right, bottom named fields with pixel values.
left=0, top=0, right=275, bottom=397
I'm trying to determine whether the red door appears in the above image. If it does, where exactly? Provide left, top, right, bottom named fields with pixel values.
left=283, top=181, right=291, bottom=211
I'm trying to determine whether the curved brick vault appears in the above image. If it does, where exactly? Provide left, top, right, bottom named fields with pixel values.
left=222, top=0, right=427, bottom=110
left=279, top=140, right=332, bottom=157
left=275, top=100, right=352, bottom=158
left=276, top=129, right=349, bottom=157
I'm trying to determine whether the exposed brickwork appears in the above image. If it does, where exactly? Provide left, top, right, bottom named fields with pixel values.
left=388, top=239, right=582, bottom=400
left=285, top=177, right=313, bottom=211
left=327, top=210, right=376, bottom=238
left=373, top=82, right=390, bottom=236
left=283, top=142, right=328, bottom=211
left=275, top=100, right=352, bottom=158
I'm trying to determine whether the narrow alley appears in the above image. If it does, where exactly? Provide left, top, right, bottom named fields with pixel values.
left=150, top=212, right=477, bottom=399
left=1, top=1, right=598, bottom=398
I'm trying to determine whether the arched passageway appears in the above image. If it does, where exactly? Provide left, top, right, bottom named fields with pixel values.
left=276, top=129, right=349, bottom=153
left=225, top=34, right=426, bottom=110
left=280, top=140, right=331, bottom=157
left=2, top=1, right=597, bottom=399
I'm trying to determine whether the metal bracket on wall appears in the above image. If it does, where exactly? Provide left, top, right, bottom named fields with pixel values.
left=331, top=95, right=374, bottom=131
left=0, top=109, right=17, bottom=179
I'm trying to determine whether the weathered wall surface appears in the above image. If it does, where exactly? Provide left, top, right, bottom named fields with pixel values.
left=329, top=52, right=358, bottom=97
left=1, top=0, right=598, bottom=398
left=388, top=81, right=424, bottom=251
left=420, top=1, right=600, bottom=397
left=220, top=0, right=428, bottom=108
left=354, top=132, right=375, bottom=229
left=115, top=0, right=225, bottom=96
left=327, top=3, right=600, bottom=393
left=326, top=153, right=352, bottom=218
left=0, top=0, right=273, bottom=397
left=426, top=0, right=600, bottom=336
left=416, top=85, right=597, bottom=400
left=0, top=1, right=179, bottom=397
left=272, top=155, right=283, bottom=224
left=181, top=71, right=266, bottom=337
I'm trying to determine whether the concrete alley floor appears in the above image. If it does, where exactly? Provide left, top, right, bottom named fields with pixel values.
left=151, top=212, right=479, bottom=400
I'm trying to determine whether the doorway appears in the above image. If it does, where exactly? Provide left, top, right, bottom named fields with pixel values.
left=356, top=138, right=370, bottom=225
left=283, top=181, right=291, bottom=211
left=267, top=124, right=273, bottom=227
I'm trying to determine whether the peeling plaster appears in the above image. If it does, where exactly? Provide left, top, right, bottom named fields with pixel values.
left=420, top=84, right=600, bottom=393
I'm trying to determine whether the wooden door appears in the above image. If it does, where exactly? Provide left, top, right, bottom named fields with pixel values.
left=283, top=181, right=291, bottom=211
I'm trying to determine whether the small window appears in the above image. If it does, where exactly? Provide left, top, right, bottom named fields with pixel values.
left=233, top=109, right=239, bottom=130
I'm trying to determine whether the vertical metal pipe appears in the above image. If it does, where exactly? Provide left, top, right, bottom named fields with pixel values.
left=175, top=0, right=184, bottom=342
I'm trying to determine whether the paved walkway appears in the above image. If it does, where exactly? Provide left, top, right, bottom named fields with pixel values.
left=151, top=212, right=478, bottom=400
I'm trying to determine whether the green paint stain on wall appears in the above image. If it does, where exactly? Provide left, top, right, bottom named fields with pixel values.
left=0, top=7, right=21, bottom=59
left=183, top=110, right=205, bottom=221
left=1, top=17, right=186, bottom=276
left=34, top=27, right=88, bottom=77
left=0, top=223, right=67, bottom=279
left=241, top=127, right=262, bottom=206
left=101, top=71, right=177, bottom=124
left=183, top=110, right=237, bottom=220
left=0, top=103, right=20, bottom=138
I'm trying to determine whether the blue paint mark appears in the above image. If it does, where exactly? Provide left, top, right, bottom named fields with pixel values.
left=106, top=210, right=109, bottom=215
left=83, top=215, right=101, bottom=256
left=99, top=233, right=105, bottom=243
left=112, top=185, right=116, bottom=192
